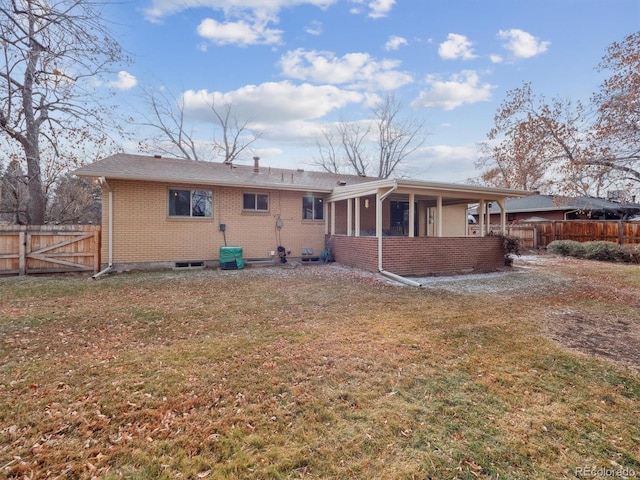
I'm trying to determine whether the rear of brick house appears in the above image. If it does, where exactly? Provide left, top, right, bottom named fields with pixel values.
left=74, top=154, right=529, bottom=278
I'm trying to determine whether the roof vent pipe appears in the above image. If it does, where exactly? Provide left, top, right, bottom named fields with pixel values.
left=253, top=156, right=260, bottom=173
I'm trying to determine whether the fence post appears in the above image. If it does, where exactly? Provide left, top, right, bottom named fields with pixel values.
left=18, top=230, right=26, bottom=276
left=619, top=220, right=624, bottom=245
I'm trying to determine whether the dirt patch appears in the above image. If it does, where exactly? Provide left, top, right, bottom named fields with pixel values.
left=545, top=310, right=640, bottom=371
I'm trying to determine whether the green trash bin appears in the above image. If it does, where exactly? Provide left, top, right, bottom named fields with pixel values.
left=219, top=247, right=244, bottom=270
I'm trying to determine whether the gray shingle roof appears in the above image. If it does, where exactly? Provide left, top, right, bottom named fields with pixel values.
left=490, top=194, right=640, bottom=213
left=73, top=153, right=378, bottom=192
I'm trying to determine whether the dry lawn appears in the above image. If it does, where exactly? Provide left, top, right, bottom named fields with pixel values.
left=1, top=255, right=639, bottom=479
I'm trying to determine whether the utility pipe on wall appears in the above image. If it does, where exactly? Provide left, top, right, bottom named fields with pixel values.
left=375, top=182, right=422, bottom=287
left=92, top=178, right=115, bottom=279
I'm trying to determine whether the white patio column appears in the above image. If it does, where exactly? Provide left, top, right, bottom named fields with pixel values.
left=408, top=193, right=415, bottom=237
left=324, top=202, right=329, bottom=235
left=418, top=202, right=426, bottom=236
left=355, top=197, right=361, bottom=237
left=498, top=199, right=506, bottom=233
left=478, top=199, right=485, bottom=237
left=347, top=198, right=353, bottom=236
left=330, top=201, right=336, bottom=235
left=436, top=195, right=443, bottom=237
left=376, top=192, right=382, bottom=237
left=485, top=201, right=492, bottom=235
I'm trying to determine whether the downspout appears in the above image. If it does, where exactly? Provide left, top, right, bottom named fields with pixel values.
left=376, top=182, right=422, bottom=287
left=93, top=178, right=115, bottom=279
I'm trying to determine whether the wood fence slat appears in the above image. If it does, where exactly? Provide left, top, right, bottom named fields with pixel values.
left=29, top=233, right=94, bottom=255
left=19, top=231, right=26, bottom=276
left=0, top=225, right=101, bottom=276
left=520, top=220, right=640, bottom=247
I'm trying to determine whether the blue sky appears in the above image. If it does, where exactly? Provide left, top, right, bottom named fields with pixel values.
left=104, top=0, right=639, bottom=183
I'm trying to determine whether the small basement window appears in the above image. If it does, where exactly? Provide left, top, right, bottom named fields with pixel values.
left=174, top=261, right=205, bottom=269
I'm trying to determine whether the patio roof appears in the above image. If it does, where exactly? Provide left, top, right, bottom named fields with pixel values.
left=327, top=178, right=530, bottom=203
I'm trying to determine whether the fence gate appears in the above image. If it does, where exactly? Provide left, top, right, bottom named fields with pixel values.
left=0, top=225, right=100, bottom=276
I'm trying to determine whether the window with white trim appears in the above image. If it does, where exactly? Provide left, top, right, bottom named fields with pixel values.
left=168, top=189, right=213, bottom=217
left=303, top=194, right=324, bottom=220
left=243, top=192, right=269, bottom=212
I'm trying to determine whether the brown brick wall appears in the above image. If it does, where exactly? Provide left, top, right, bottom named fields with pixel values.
left=102, top=180, right=327, bottom=267
left=329, top=235, right=506, bottom=276
left=101, top=179, right=504, bottom=275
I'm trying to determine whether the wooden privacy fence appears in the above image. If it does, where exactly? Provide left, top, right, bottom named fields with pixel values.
left=522, top=220, right=640, bottom=247
left=470, top=221, right=640, bottom=249
left=468, top=225, right=538, bottom=249
left=0, top=225, right=100, bottom=276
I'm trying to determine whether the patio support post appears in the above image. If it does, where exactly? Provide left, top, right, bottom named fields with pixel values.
left=331, top=201, right=336, bottom=235
left=347, top=198, right=353, bottom=236
left=478, top=199, right=485, bottom=236
left=324, top=204, right=329, bottom=235
left=376, top=192, right=382, bottom=238
left=409, top=193, right=415, bottom=237
left=436, top=195, right=443, bottom=237
left=498, top=199, right=506, bottom=233
left=485, top=201, right=492, bottom=235
left=355, top=197, right=361, bottom=237
left=418, top=202, right=427, bottom=236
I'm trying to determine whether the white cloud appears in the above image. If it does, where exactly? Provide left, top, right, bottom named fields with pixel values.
left=197, top=18, right=283, bottom=46
left=279, top=48, right=413, bottom=90
left=489, top=54, right=503, bottom=64
left=348, top=0, right=395, bottom=18
left=438, top=33, right=477, bottom=60
left=143, top=0, right=337, bottom=23
left=385, top=35, right=408, bottom=51
left=367, top=0, right=396, bottom=18
left=411, top=70, right=494, bottom=111
left=181, top=81, right=364, bottom=123
left=305, top=20, right=323, bottom=35
left=108, top=71, right=138, bottom=90
left=498, top=29, right=550, bottom=59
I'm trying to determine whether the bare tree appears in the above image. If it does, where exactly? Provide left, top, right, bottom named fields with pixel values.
left=373, top=94, right=427, bottom=178
left=138, top=86, right=262, bottom=164
left=313, top=93, right=428, bottom=178
left=475, top=134, right=549, bottom=191
left=0, top=0, right=124, bottom=224
left=314, top=129, right=344, bottom=174
left=477, top=34, right=640, bottom=195
left=477, top=82, right=610, bottom=195
left=591, top=31, right=640, bottom=184
left=0, top=159, right=29, bottom=224
left=136, top=86, right=202, bottom=160
left=47, top=174, right=100, bottom=224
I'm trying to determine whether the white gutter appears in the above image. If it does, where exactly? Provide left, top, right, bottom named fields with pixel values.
left=92, top=178, right=115, bottom=279
left=375, top=182, right=422, bottom=287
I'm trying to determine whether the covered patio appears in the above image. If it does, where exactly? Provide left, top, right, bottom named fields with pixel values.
left=324, top=179, right=529, bottom=279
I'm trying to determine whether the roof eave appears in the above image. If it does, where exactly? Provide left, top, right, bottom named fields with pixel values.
left=74, top=171, right=337, bottom=193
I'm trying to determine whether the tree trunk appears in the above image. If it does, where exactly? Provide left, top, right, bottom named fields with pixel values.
left=25, top=143, right=46, bottom=224
left=22, top=14, right=46, bottom=225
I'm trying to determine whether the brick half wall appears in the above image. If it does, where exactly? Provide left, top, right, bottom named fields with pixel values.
left=329, top=235, right=506, bottom=276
